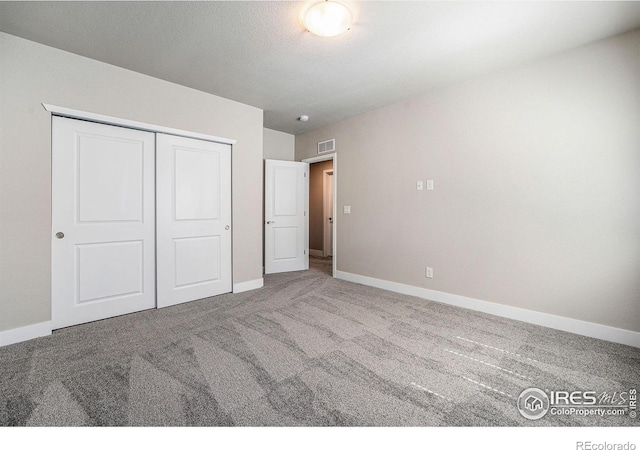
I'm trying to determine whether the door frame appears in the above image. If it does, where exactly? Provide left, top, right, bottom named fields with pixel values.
left=322, top=169, right=334, bottom=257
left=302, top=153, right=337, bottom=277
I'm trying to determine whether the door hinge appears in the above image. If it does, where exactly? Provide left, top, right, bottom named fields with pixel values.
left=304, top=211, right=306, bottom=216
left=304, top=250, right=306, bottom=255
left=304, top=172, right=307, bottom=177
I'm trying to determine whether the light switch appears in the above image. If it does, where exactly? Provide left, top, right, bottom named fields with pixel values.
left=416, top=181, right=423, bottom=191
left=426, top=179, right=434, bottom=190
left=343, top=206, right=351, bottom=214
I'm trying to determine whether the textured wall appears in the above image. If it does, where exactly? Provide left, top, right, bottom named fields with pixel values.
left=296, top=30, right=640, bottom=332
left=0, top=32, right=264, bottom=332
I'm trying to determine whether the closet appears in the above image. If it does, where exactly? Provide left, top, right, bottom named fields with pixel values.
left=51, top=116, right=232, bottom=329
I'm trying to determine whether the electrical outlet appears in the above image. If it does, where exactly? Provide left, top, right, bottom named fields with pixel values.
left=416, top=181, right=423, bottom=191
left=426, top=267, right=433, bottom=278
left=343, top=205, right=351, bottom=214
left=426, top=179, right=434, bottom=190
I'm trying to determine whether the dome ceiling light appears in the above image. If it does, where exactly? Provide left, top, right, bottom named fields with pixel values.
left=303, top=1, right=353, bottom=38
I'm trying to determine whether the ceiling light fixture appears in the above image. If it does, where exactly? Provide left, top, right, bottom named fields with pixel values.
left=299, top=115, right=310, bottom=122
left=303, top=1, right=353, bottom=38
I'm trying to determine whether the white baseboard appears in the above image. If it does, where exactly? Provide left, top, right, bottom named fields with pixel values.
left=309, top=249, right=324, bottom=258
left=0, top=321, right=52, bottom=347
left=335, top=270, right=640, bottom=348
left=233, top=278, right=264, bottom=294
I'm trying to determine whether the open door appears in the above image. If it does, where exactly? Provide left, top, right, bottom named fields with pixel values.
left=264, top=159, right=309, bottom=274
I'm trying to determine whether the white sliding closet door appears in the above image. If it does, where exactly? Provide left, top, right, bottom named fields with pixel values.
left=156, top=134, right=232, bottom=308
left=52, top=117, right=156, bottom=329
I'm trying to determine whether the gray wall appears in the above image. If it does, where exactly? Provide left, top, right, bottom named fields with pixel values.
left=296, top=29, right=640, bottom=333
left=263, top=128, right=294, bottom=161
left=309, top=160, right=334, bottom=252
left=0, top=32, right=264, bottom=332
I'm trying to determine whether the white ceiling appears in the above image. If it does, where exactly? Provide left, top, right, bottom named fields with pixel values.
left=2, top=1, right=640, bottom=135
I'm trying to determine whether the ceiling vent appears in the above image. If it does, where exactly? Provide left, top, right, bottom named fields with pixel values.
left=318, top=138, right=335, bottom=154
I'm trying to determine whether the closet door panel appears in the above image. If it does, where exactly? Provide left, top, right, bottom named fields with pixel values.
left=52, top=117, right=156, bottom=329
left=156, top=134, right=232, bottom=308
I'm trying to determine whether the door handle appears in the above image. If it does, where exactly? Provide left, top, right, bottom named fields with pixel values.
left=328, top=217, right=333, bottom=223
left=266, top=221, right=276, bottom=224
left=55, top=232, right=65, bottom=239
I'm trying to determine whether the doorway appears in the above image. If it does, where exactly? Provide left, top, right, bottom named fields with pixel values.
left=323, top=169, right=334, bottom=257
left=303, top=153, right=336, bottom=277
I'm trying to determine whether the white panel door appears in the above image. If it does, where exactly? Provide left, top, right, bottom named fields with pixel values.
left=156, top=134, right=232, bottom=308
left=265, top=159, right=309, bottom=274
left=52, top=117, right=156, bottom=329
